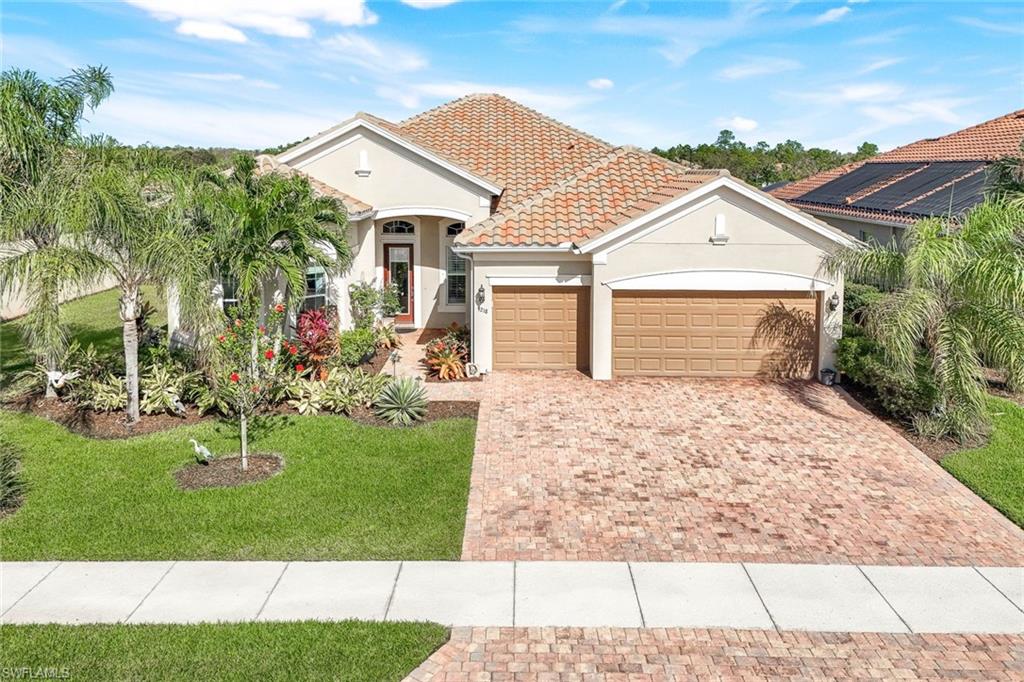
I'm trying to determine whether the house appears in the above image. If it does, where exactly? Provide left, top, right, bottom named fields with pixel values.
left=170, top=94, right=855, bottom=380
left=771, top=109, right=1024, bottom=244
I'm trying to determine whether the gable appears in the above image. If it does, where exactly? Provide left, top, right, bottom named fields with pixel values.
left=286, top=125, right=494, bottom=223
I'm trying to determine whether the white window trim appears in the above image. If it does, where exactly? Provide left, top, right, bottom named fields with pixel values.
left=439, top=220, right=468, bottom=312
left=300, top=265, right=329, bottom=312
left=375, top=216, right=421, bottom=328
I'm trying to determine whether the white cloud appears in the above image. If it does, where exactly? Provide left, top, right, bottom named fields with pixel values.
left=846, top=28, right=909, bottom=46
left=178, top=72, right=280, bottom=89
left=321, top=33, right=428, bottom=73
left=401, top=0, right=460, bottom=8
left=857, top=57, right=904, bottom=75
left=813, top=6, right=851, bottom=25
left=587, top=77, right=614, bottom=90
left=955, top=17, right=1024, bottom=36
left=175, top=21, right=247, bottom=43
left=377, top=81, right=593, bottom=114
left=860, top=98, right=967, bottom=127
left=83, top=92, right=336, bottom=148
left=835, top=82, right=904, bottom=102
left=124, top=1, right=378, bottom=43
left=717, top=57, right=801, bottom=81
left=716, top=115, right=759, bottom=132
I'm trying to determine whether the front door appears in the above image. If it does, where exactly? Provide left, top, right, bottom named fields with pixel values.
left=383, top=244, right=414, bottom=326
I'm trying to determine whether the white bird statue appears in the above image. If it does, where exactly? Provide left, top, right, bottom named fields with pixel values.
left=171, top=396, right=187, bottom=417
left=45, top=370, right=80, bottom=390
left=188, top=439, right=213, bottom=464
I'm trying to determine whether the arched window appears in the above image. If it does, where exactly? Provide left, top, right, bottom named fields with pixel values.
left=382, top=220, right=415, bottom=234
left=441, top=222, right=466, bottom=307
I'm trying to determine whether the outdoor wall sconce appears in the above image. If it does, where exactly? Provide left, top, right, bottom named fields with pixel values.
left=475, top=284, right=486, bottom=306
left=827, top=292, right=840, bottom=311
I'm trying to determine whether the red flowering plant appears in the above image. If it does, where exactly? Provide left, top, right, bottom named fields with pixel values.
left=212, top=301, right=297, bottom=471
left=424, top=323, right=470, bottom=381
left=294, top=307, right=338, bottom=380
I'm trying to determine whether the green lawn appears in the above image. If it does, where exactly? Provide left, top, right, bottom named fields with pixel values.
left=0, top=621, right=447, bottom=682
left=0, top=285, right=166, bottom=389
left=942, top=397, right=1024, bottom=528
left=0, top=410, right=475, bottom=560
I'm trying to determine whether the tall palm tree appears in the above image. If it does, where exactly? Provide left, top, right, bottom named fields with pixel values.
left=823, top=201, right=1024, bottom=441
left=70, top=142, right=188, bottom=422
left=0, top=66, right=113, bottom=397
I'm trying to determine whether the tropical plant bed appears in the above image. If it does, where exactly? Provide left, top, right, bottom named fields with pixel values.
left=424, top=372, right=483, bottom=383
left=174, top=454, right=283, bottom=490
left=4, top=397, right=478, bottom=439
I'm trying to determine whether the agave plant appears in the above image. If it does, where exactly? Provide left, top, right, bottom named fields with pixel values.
left=374, top=377, right=427, bottom=426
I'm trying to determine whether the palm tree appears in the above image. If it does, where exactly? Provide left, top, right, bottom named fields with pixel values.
left=70, top=142, right=188, bottom=422
left=991, top=143, right=1024, bottom=208
left=823, top=201, right=1024, bottom=441
left=195, top=154, right=352, bottom=312
left=0, top=66, right=113, bottom=397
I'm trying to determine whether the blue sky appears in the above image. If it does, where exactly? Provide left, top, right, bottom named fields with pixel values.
left=1, top=1, right=1021, bottom=152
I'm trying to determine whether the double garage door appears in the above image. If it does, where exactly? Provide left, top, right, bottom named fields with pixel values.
left=613, top=291, right=819, bottom=378
left=492, top=287, right=819, bottom=379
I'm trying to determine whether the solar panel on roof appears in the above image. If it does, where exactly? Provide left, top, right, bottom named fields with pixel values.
left=796, top=162, right=923, bottom=205
left=899, top=167, right=989, bottom=217
left=852, top=162, right=986, bottom=212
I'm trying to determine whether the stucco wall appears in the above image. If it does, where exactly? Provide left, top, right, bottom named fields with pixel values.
left=466, top=253, right=594, bottom=372
left=292, top=129, right=492, bottom=224
left=811, top=214, right=901, bottom=246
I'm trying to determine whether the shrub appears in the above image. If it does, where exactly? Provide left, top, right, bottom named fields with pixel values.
left=0, top=438, right=25, bottom=512
left=836, top=326, right=940, bottom=421
left=295, top=308, right=338, bottom=378
left=374, top=377, right=428, bottom=426
left=349, top=282, right=402, bottom=328
left=379, top=284, right=401, bottom=317
left=337, top=328, right=377, bottom=366
left=287, top=368, right=392, bottom=416
left=842, top=283, right=884, bottom=325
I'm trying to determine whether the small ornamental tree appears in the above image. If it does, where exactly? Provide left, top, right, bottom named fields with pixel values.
left=213, top=302, right=300, bottom=470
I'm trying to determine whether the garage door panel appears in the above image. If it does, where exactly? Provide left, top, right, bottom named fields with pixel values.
left=613, top=291, right=818, bottom=379
left=493, top=286, right=590, bottom=372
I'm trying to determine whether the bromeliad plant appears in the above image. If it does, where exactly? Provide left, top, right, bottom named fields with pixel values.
left=211, top=302, right=299, bottom=470
left=424, top=323, right=470, bottom=381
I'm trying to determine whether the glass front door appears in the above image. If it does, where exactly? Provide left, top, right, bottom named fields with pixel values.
left=385, top=245, right=414, bottom=325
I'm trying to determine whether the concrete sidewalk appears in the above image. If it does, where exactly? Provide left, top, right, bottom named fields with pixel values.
left=2, top=561, right=1021, bottom=634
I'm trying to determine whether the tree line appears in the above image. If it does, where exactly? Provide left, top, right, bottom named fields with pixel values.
left=652, top=130, right=879, bottom=187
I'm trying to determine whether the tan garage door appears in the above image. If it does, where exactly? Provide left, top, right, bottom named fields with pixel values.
left=493, top=286, right=590, bottom=371
left=613, top=291, right=819, bottom=378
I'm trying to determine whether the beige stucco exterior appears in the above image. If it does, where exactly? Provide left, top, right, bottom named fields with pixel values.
left=807, top=212, right=903, bottom=246
left=464, top=184, right=846, bottom=381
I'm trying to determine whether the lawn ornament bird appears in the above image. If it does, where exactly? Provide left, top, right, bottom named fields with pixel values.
left=171, top=396, right=187, bottom=417
left=45, top=370, right=80, bottom=390
left=188, top=439, right=213, bottom=464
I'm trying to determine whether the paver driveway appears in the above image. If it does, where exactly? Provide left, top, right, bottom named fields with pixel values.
left=461, top=372, right=1024, bottom=565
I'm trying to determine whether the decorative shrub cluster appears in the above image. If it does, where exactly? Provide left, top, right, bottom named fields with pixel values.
left=288, top=367, right=393, bottom=415
left=425, top=324, right=470, bottom=381
left=349, top=282, right=402, bottom=329
left=337, top=328, right=377, bottom=366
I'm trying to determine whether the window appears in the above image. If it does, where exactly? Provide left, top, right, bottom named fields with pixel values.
left=302, top=266, right=327, bottom=312
left=442, top=222, right=466, bottom=307
left=382, top=220, right=415, bottom=234
left=220, top=273, right=239, bottom=314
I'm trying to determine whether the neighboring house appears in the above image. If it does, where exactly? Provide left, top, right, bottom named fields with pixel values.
left=169, top=94, right=856, bottom=380
left=771, top=109, right=1024, bottom=244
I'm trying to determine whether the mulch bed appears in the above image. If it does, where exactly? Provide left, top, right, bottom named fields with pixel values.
left=12, top=396, right=208, bottom=439
left=424, top=372, right=483, bottom=384
left=5, top=394, right=478, bottom=439
left=362, top=346, right=392, bottom=375
left=840, top=381, right=962, bottom=462
left=346, top=400, right=479, bottom=427
left=174, top=454, right=283, bottom=490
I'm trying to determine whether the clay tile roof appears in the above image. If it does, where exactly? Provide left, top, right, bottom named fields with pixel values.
left=395, top=93, right=615, bottom=209
left=458, top=147, right=725, bottom=247
left=254, top=154, right=373, bottom=217
left=770, top=109, right=1024, bottom=225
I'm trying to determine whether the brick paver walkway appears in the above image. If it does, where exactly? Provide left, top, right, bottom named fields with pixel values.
left=461, top=372, right=1024, bottom=565
left=405, top=627, right=1024, bottom=681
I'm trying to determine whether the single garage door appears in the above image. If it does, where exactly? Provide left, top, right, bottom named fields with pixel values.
left=613, top=291, right=819, bottom=378
left=493, top=286, right=590, bottom=371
